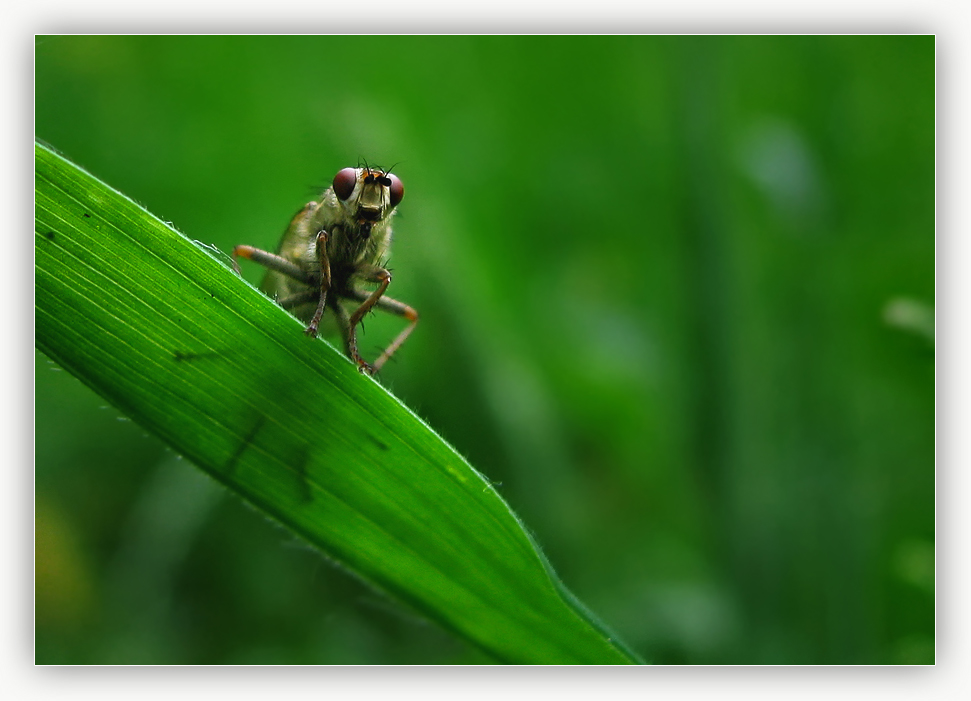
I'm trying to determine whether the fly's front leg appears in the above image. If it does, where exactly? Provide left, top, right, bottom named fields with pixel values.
left=345, top=266, right=392, bottom=374
left=281, top=202, right=332, bottom=338
left=305, top=230, right=331, bottom=338
left=346, top=268, right=419, bottom=374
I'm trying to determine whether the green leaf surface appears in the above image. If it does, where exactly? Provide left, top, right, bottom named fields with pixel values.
left=34, top=141, right=640, bottom=665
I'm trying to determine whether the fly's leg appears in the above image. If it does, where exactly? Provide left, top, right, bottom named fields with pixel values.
left=232, top=201, right=319, bottom=282
left=346, top=271, right=419, bottom=374
left=368, top=295, right=419, bottom=373
left=266, top=202, right=331, bottom=337
left=234, top=200, right=332, bottom=337
left=304, top=230, right=331, bottom=338
left=343, top=266, right=391, bottom=374
left=331, top=296, right=354, bottom=365
left=232, top=245, right=312, bottom=283
left=231, top=244, right=323, bottom=329
left=276, top=289, right=318, bottom=309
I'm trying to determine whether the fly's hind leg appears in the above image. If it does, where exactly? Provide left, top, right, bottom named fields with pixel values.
left=368, top=295, right=419, bottom=373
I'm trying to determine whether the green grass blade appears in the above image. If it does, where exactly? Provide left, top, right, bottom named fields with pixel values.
left=34, top=141, right=641, bottom=665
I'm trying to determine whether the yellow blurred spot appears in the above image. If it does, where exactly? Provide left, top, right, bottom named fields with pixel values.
left=35, top=499, right=95, bottom=630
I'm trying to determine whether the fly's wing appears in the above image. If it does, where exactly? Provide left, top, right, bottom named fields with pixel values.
left=259, top=201, right=320, bottom=301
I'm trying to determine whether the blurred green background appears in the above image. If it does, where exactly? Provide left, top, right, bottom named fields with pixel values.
left=34, top=35, right=935, bottom=665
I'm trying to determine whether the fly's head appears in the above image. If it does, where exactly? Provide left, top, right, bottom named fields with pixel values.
left=331, top=165, right=404, bottom=238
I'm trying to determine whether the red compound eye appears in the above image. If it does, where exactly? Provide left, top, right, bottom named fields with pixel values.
left=332, top=167, right=357, bottom=200
left=387, top=173, right=404, bottom=207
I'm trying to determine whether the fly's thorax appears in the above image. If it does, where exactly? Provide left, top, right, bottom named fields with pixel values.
left=309, top=192, right=393, bottom=268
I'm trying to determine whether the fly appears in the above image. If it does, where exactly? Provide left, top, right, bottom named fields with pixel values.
left=233, top=164, right=418, bottom=375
